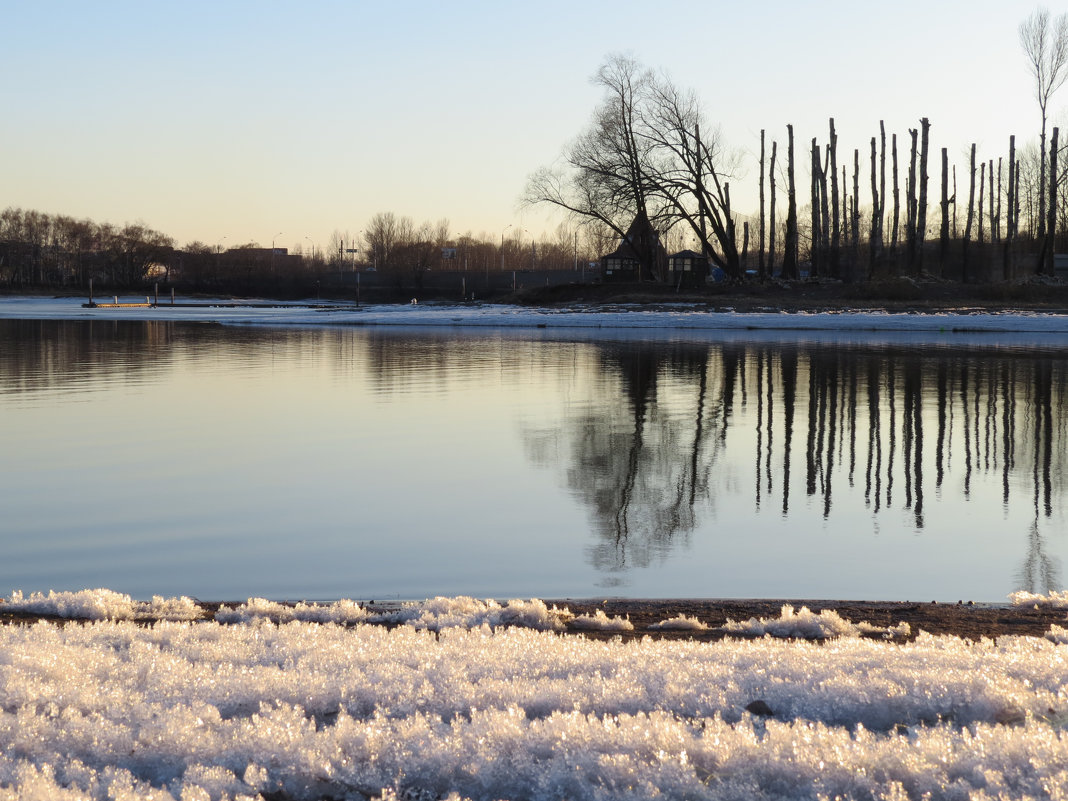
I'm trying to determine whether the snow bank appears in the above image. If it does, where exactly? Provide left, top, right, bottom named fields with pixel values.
left=1, top=617, right=1066, bottom=800
left=1009, top=589, right=1068, bottom=608
left=2, top=589, right=202, bottom=621
left=719, top=604, right=911, bottom=640
left=380, top=596, right=574, bottom=631
left=215, top=598, right=371, bottom=625
left=215, top=595, right=573, bottom=631
left=569, top=609, right=634, bottom=631
left=649, top=614, right=709, bottom=631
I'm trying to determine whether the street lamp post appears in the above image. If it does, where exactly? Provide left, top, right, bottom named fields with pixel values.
left=271, top=232, right=283, bottom=277
left=500, top=224, right=511, bottom=271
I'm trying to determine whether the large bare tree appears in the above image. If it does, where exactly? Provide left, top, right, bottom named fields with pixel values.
left=1019, top=6, right=1068, bottom=262
left=524, top=56, right=663, bottom=279
left=525, top=55, right=744, bottom=280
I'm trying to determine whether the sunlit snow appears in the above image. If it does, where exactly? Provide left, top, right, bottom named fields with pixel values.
left=3, top=591, right=1068, bottom=799
left=719, top=605, right=913, bottom=640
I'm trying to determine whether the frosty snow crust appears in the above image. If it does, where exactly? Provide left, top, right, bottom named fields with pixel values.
left=3, top=591, right=1068, bottom=798
left=3, top=603, right=1068, bottom=800
left=4, top=591, right=920, bottom=639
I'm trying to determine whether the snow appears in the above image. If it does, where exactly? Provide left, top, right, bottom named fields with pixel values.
left=719, top=605, right=913, bottom=640
left=4, top=297, right=1068, bottom=349
left=1011, top=590, right=1068, bottom=609
left=650, top=614, right=710, bottom=631
left=214, top=596, right=573, bottom=632
left=3, top=589, right=202, bottom=622
left=1, top=592, right=1068, bottom=800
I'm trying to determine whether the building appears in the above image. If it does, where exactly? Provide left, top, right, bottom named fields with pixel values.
left=600, top=212, right=667, bottom=282
left=666, top=249, right=710, bottom=289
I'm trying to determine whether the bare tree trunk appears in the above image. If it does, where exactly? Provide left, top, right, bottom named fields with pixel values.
left=964, top=143, right=976, bottom=282
left=953, top=166, right=958, bottom=237
left=879, top=121, right=887, bottom=254
left=916, top=117, right=931, bottom=274
left=906, top=128, right=918, bottom=272
left=869, top=136, right=880, bottom=271
left=1005, top=138, right=1015, bottom=280
left=742, top=220, right=750, bottom=271
left=978, top=161, right=986, bottom=245
left=991, top=156, right=999, bottom=244
left=820, top=146, right=830, bottom=262
left=1046, top=126, right=1059, bottom=277
left=769, top=141, right=778, bottom=274
left=989, top=159, right=997, bottom=245
left=829, top=119, right=840, bottom=276
left=853, top=149, right=861, bottom=279
left=940, top=147, right=950, bottom=272
left=783, top=124, right=799, bottom=279
left=1008, top=136, right=1017, bottom=244
left=891, top=134, right=900, bottom=267
left=811, top=138, right=822, bottom=276
left=759, top=130, right=766, bottom=278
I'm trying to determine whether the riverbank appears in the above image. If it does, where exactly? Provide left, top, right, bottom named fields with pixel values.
left=509, top=275, right=1068, bottom=314
left=4, top=594, right=1066, bottom=643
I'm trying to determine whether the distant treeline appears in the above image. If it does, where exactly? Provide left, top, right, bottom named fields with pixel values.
left=0, top=207, right=604, bottom=295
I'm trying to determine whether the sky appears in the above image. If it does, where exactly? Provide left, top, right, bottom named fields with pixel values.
left=1, top=0, right=1061, bottom=253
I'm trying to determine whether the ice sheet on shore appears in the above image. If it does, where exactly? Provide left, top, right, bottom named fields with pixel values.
left=6, top=296, right=1068, bottom=347
left=2, top=608, right=1068, bottom=800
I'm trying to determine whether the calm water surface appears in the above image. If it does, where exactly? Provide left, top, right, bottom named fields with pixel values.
left=2, top=318, right=1066, bottom=602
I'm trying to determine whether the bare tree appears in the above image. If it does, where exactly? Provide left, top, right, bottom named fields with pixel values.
left=642, top=75, right=743, bottom=278
left=1047, top=126, right=1060, bottom=275
left=916, top=118, right=931, bottom=273
left=829, top=119, right=840, bottom=276
left=1019, top=7, right=1068, bottom=259
left=524, top=55, right=662, bottom=278
left=769, top=141, right=778, bottom=274
left=940, top=148, right=950, bottom=269
left=782, top=124, right=799, bottom=279
left=759, top=130, right=766, bottom=278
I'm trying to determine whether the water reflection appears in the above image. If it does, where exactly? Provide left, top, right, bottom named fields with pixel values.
left=524, top=340, right=1067, bottom=595
left=2, top=319, right=1066, bottom=599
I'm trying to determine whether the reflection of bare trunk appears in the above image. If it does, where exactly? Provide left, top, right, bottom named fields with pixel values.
left=1035, top=359, right=1054, bottom=518
left=936, top=362, right=948, bottom=488
left=904, top=361, right=923, bottom=527
left=1002, top=362, right=1015, bottom=505
left=780, top=348, right=797, bottom=514
left=886, top=359, right=896, bottom=507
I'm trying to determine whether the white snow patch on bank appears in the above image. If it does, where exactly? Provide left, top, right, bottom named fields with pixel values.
left=1, top=614, right=1067, bottom=800
left=569, top=609, right=635, bottom=631
left=2, top=589, right=202, bottom=621
left=6, top=296, right=1068, bottom=346
left=649, top=614, right=710, bottom=631
left=215, top=595, right=573, bottom=631
left=720, top=604, right=911, bottom=640
left=215, top=598, right=371, bottom=625
left=1010, top=589, right=1068, bottom=608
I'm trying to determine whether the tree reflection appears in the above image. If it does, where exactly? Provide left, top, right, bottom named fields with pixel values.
left=526, top=339, right=1067, bottom=593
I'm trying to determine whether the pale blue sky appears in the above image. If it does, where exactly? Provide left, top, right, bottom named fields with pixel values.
left=0, top=0, right=1056, bottom=252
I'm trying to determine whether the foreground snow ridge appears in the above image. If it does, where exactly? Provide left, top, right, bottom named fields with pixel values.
left=3, top=589, right=202, bottom=621
left=2, top=614, right=1068, bottom=801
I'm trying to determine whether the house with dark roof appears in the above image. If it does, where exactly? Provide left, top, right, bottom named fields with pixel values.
left=666, top=249, right=710, bottom=289
left=599, top=212, right=667, bottom=282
